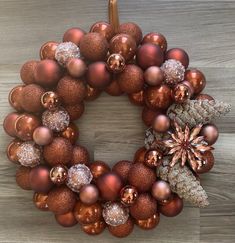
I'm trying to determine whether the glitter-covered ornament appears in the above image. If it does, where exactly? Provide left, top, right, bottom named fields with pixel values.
left=42, top=108, right=70, bottom=132
left=66, top=164, right=93, bottom=192
left=161, top=59, right=185, bottom=86
left=102, top=202, right=129, bottom=226
left=55, top=42, right=81, bottom=66
left=17, top=142, right=41, bottom=167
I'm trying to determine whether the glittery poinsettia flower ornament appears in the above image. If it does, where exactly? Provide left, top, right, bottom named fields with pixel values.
left=164, top=120, right=213, bottom=171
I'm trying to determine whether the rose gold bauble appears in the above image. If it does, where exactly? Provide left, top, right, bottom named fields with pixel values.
left=128, top=163, right=156, bottom=192
left=80, top=32, right=108, bottom=61
left=58, top=122, right=79, bottom=145
left=7, top=139, right=22, bottom=164
left=135, top=213, right=160, bottom=230
left=120, top=185, right=138, bottom=206
left=65, top=102, right=85, bottom=121
left=157, top=194, right=174, bottom=206
left=200, top=124, right=219, bottom=145
left=117, top=64, right=144, bottom=94
left=144, top=85, right=173, bottom=110
left=8, top=85, right=24, bottom=111
left=50, top=165, right=68, bottom=185
left=182, top=80, right=195, bottom=96
left=16, top=166, right=31, bottom=190
left=85, top=84, right=102, bottom=101
left=128, top=90, right=145, bottom=106
left=142, top=107, right=160, bottom=127
left=195, top=93, right=214, bottom=101
left=196, top=151, right=214, bottom=174
left=3, top=112, right=20, bottom=137
left=137, top=44, right=164, bottom=70
left=142, top=32, right=167, bottom=52
left=73, top=201, right=102, bottom=224
left=109, top=34, right=137, bottom=61
left=185, top=69, right=206, bottom=94
left=33, top=192, right=49, bottom=211
left=40, top=41, right=59, bottom=60
left=173, top=83, right=191, bottom=103
left=66, top=58, right=87, bottom=78
left=33, top=126, right=53, bottom=146
left=144, top=149, right=163, bottom=168
left=108, top=218, right=134, bottom=238
left=133, top=146, right=147, bottom=163
left=152, top=114, right=170, bottom=133
left=105, top=79, right=123, bottom=96
left=166, top=48, right=189, bottom=68
left=144, top=66, right=164, bottom=87
left=79, top=184, right=99, bottom=205
left=159, top=194, right=183, bottom=217
left=63, top=27, right=86, bottom=46
left=29, top=165, right=53, bottom=193
left=15, top=114, right=41, bottom=141
left=82, top=220, right=106, bottom=235
left=90, top=21, right=115, bottom=41
left=55, top=211, right=78, bottom=227
left=70, top=145, right=90, bottom=166
left=89, top=161, right=110, bottom=181
left=151, top=181, right=171, bottom=201
left=96, top=172, right=123, bottom=201
left=20, top=60, right=38, bottom=84
left=112, top=160, right=132, bottom=183
left=107, top=53, right=126, bottom=73
left=41, top=91, right=61, bottom=110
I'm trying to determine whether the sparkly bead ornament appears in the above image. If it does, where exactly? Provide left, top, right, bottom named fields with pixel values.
left=3, top=0, right=232, bottom=238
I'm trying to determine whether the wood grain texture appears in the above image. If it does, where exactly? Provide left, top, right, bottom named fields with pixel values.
left=0, top=0, right=234, bottom=242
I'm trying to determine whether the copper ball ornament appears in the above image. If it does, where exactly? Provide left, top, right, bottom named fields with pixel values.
left=63, top=27, right=86, bottom=46
left=41, top=91, right=61, bottom=110
left=133, top=146, right=147, bottom=163
left=144, top=85, right=173, bottom=111
left=144, top=66, right=164, bottom=87
left=70, top=145, right=90, bottom=166
left=128, top=90, right=145, bottom=106
left=117, top=64, right=144, bottom=94
left=142, top=32, right=167, bottom=52
left=90, top=21, right=115, bottom=41
left=142, top=107, right=160, bottom=127
left=152, top=114, right=170, bottom=133
left=7, top=139, right=22, bottom=164
left=43, top=137, right=73, bottom=167
left=196, top=151, right=215, bottom=174
left=33, top=192, right=49, bottom=211
left=85, top=84, right=102, bottom=101
left=89, top=161, right=110, bottom=181
left=112, top=160, right=132, bottom=183
left=55, top=211, right=78, bottom=227
left=79, top=184, right=99, bottom=205
left=135, top=213, right=160, bottom=230
left=105, top=79, right=123, bottom=96
left=65, top=102, right=85, bottom=121
left=59, top=122, right=79, bottom=145
left=173, top=83, right=192, bottom=103
left=47, top=185, right=76, bottom=215
left=159, top=194, right=183, bottom=217
left=130, top=193, right=157, bottom=220
left=82, top=220, right=106, bottom=235
left=80, top=32, right=108, bottom=61
left=109, top=34, right=137, bottom=61
left=136, top=44, right=164, bottom=70
left=40, top=41, right=59, bottom=60
left=73, top=201, right=102, bottom=224
left=195, top=93, right=214, bottom=101
left=3, top=112, right=19, bottom=137
left=128, top=163, right=156, bottom=192
left=200, top=124, right=219, bottom=145
left=108, top=218, right=134, bottom=238
left=96, top=172, right=123, bottom=201
left=120, top=185, right=138, bottom=206
left=151, top=181, right=171, bottom=201
left=50, top=165, right=68, bottom=185
left=16, top=166, right=31, bottom=190
left=107, top=53, right=126, bottom=73
left=185, top=69, right=206, bottom=94
left=144, top=149, right=163, bottom=168
left=66, top=58, right=87, bottom=78
left=165, top=48, right=189, bottom=68
left=8, top=85, right=24, bottom=111
left=33, top=126, right=53, bottom=146
left=87, top=61, right=111, bottom=88
left=20, top=60, right=38, bottom=85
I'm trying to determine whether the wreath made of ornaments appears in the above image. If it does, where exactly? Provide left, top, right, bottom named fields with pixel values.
left=3, top=0, right=231, bottom=238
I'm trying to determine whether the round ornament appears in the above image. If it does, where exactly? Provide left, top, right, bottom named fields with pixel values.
left=50, top=165, right=68, bottom=185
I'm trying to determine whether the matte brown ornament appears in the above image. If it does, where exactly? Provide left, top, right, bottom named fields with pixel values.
left=151, top=181, right=171, bottom=201
left=142, top=32, right=167, bottom=52
left=144, top=149, right=163, bottom=168
left=142, top=107, right=160, bottom=127
left=33, top=192, right=49, bottom=211
left=55, top=211, right=78, bottom=227
left=196, top=151, right=214, bottom=174
left=40, top=41, right=59, bottom=60
left=66, top=58, right=87, bottom=78
left=81, top=220, right=106, bottom=235
left=152, top=114, right=170, bottom=133
left=195, top=93, right=214, bottom=101
left=70, top=145, right=90, bottom=166
left=20, top=60, right=38, bottom=85
left=7, top=139, right=22, bottom=164
left=63, top=27, right=86, bottom=46
left=128, top=90, right=145, bottom=106
left=120, top=185, right=138, bottom=206
left=59, top=122, right=79, bottom=145
left=33, top=126, right=53, bottom=146
left=166, top=48, right=189, bottom=68
left=133, top=146, right=147, bottom=163
left=112, top=160, right=132, bottom=183
left=41, top=91, right=61, bottom=110
left=185, top=69, right=206, bottom=94
left=3, top=112, right=19, bottom=137
left=85, top=84, right=102, bottom=101
left=64, top=102, right=85, bottom=121
left=108, top=218, right=134, bottom=238
left=89, top=161, right=111, bottom=181
left=79, top=184, right=99, bottom=205
left=8, top=85, right=24, bottom=111
left=90, top=21, right=115, bottom=41
left=16, top=166, right=31, bottom=190
left=144, top=66, right=164, bottom=87
left=105, top=79, right=123, bottom=96
left=200, top=124, right=219, bottom=145
left=50, top=165, right=68, bottom=185
left=135, top=213, right=160, bottom=230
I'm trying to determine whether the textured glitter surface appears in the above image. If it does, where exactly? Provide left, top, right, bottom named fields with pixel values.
left=17, top=142, right=41, bottom=167
left=42, top=108, right=70, bottom=132
left=161, top=59, right=185, bottom=86
left=55, top=42, right=81, bottom=66
left=66, top=164, right=93, bottom=193
left=102, top=202, right=129, bottom=226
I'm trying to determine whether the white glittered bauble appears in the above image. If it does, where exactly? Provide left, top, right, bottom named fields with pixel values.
left=42, top=108, right=70, bottom=132
left=17, top=142, right=41, bottom=167
left=66, top=164, right=93, bottom=193
left=161, top=59, right=185, bottom=86
left=55, top=42, right=81, bottom=66
left=102, top=202, right=129, bottom=226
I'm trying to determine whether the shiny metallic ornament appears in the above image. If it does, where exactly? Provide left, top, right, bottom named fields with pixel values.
left=41, top=91, right=61, bottom=110
left=120, top=185, right=138, bottom=206
left=50, top=165, right=68, bottom=185
left=107, top=53, right=126, bottom=73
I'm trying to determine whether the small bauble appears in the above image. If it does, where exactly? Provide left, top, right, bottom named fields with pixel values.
left=64, top=102, right=85, bottom=121
left=144, top=66, right=164, bottom=87
left=151, top=181, right=171, bottom=201
left=173, top=83, right=192, bottom=103
left=109, top=34, right=137, bottom=61
left=117, top=64, right=144, bottom=94
left=82, top=220, right=106, bottom=235
left=41, top=91, right=61, bottom=110
left=63, top=27, right=86, bottom=46
left=107, top=53, right=126, bottom=73
left=40, top=41, right=59, bottom=60
left=20, top=60, right=38, bottom=85
left=33, top=126, right=53, bottom=146
left=66, top=164, right=93, bottom=192
left=20, top=84, right=45, bottom=113
left=43, top=137, right=73, bottom=166
left=136, top=44, right=164, bottom=70
left=7, top=139, right=22, bottom=164
left=195, top=93, right=214, bottom=101
left=33, top=192, right=49, bottom=211
left=108, top=218, right=134, bottom=238
left=56, top=76, right=86, bottom=105
left=3, top=112, right=19, bottom=137
left=42, top=108, right=70, bottom=132
left=112, top=160, right=132, bottom=183
left=66, top=58, right=87, bottom=78
left=133, top=146, right=147, bottom=163
left=142, top=32, right=167, bottom=52
left=152, top=114, right=170, bottom=133
left=102, top=202, right=129, bottom=226
left=70, top=145, right=90, bottom=166
left=89, top=161, right=110, bottom=181
left=55, top=211, right=78, bottom=227
left=74, top=201, right=102, bottom=224
left=16, top=166, right=31, bottom=190
left=144, top=149, right=163, bottom=168
left=55, top=42, right=81, bottom=66
left=200, top=124, right=219, bottom=145
left=47, top=185, right=76, bottom=214
left=128, top=90, right=145, bottom=106
left=120, top=185, right=138, bottom=206
left=182, top=80, right=195, bottom=95
left=58, top=122, right=79, bottom=145
left=96, top=172, right=123, bottom=201
left=8, top=85, right=24, bottom=111
left=142, top=107, right=160, bottom=127
left=165, top=48, right=189, bottom=68
left=196, top=151, right=214, bottom=174
left=90, top=21, right=115, bottom=41
left=50, top=165, right=68, bottom=185
left=86, top=62, right=111, bottom=88
left=130, top=193, right=157, bottom=220
left=29, top=165, right=53, bottom=193
left=127, top=163, right=156, bottom=192
left=135, top=213, right=160, bottom=230
left=85, top=84, right=102, bottom=101
left=80, top=32, right=108, bottom=61
left=79, top=184, right=99, bottom=205
left=105, top=79, right=123, bottom=96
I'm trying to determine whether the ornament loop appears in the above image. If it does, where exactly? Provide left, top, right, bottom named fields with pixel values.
left=109, top=0, right=120, bottom=33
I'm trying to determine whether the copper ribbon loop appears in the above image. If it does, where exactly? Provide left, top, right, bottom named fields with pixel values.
left=109, top=0, right=120, bottom=33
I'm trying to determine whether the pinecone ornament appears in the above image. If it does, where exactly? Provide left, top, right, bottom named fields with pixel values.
left=167, top=99, right=231, bottom=129
left=157, top=157, right=209, bottom=208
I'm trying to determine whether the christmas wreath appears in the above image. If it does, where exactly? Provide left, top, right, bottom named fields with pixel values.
left=3, top=0, right=231, bottom=238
